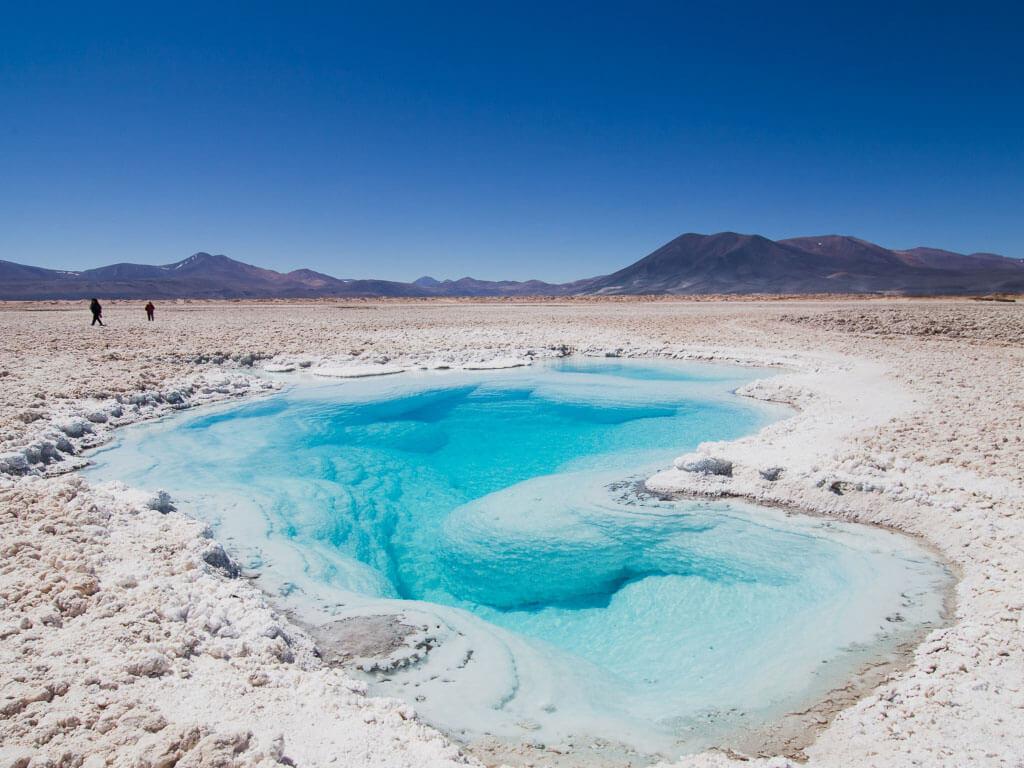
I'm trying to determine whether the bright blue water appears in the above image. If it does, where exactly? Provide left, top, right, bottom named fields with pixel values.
left=85, top=359, right=948, bottom=756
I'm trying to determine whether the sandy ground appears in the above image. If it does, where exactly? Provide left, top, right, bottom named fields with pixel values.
left=0, top=297, right=1022, bottom=768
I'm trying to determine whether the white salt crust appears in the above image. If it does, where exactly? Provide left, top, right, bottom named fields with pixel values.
left=0, top=298, right=1021, bottom=768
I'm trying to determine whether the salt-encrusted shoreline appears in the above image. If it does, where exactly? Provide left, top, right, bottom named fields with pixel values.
left=1, top=298, right=1022, bottom=768
left=0, top=347, right=969, bottom=766
left=0, top=370, right=281, bottom=479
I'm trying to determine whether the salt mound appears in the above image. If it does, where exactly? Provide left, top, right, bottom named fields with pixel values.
left=312, top=364, right=405, bottom=378
left=462, top=358, right=531, bottom=370
left=674, top=452, right=733, bottom=476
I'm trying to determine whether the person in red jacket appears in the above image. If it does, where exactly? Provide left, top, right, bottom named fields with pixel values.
left=145, top=301, right=155, bottom=321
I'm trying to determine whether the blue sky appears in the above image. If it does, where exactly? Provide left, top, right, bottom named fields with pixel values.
left=1, top=2, right=1021, bottom=281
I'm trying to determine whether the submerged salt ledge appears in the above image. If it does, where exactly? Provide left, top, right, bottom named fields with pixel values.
left=2, top=300, right=1022, bottom=768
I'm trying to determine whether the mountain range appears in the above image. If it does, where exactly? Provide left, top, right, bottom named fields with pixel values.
left=2, top=232, right=1022, bottom=300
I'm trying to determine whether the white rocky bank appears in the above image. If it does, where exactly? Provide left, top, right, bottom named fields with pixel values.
left=0, top=476, right=474, bottom=768
left=649, top=356, right=1024, bottom=768
left=0, top=371, right=281, bottom=479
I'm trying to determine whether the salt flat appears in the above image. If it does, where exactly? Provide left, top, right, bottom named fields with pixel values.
left=0, top=297, right=1022, bottom=768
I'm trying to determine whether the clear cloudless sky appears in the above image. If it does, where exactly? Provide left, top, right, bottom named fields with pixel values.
left=1, top=1, right=1022, bottom=281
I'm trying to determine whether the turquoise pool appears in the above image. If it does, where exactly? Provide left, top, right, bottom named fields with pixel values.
left=86, top=358, right=949, bottom=756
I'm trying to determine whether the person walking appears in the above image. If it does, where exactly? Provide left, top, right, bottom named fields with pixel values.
left=89, top=298, right=104, bottom=326
left=145, top=301, right=155, bottom=321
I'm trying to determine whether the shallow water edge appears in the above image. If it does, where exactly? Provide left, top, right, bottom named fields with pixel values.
left=645, top=494, right=958, bottom=764
left=294, top=490, right=957, bottom=767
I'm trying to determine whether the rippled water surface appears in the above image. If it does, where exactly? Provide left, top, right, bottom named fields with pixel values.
left=87, top=359, right=949, bottom=756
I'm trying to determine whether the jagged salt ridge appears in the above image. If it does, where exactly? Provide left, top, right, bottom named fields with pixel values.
left=0, top=371, right=280, bottom=478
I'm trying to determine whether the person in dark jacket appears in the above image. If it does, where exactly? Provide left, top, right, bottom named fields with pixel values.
left=89, top=298, right=104, bottom=326
left=145, top=301, right=155, bottom=321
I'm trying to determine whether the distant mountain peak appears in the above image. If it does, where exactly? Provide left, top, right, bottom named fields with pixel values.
left=584, top=231, right=1022, bottom=296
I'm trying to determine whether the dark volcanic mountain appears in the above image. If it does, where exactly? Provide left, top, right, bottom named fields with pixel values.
left=2, top=234, right=1021, bottom=299
left=582, top=233, right=828, bottom=294
left=580, top=233, right=1024, bottom=295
